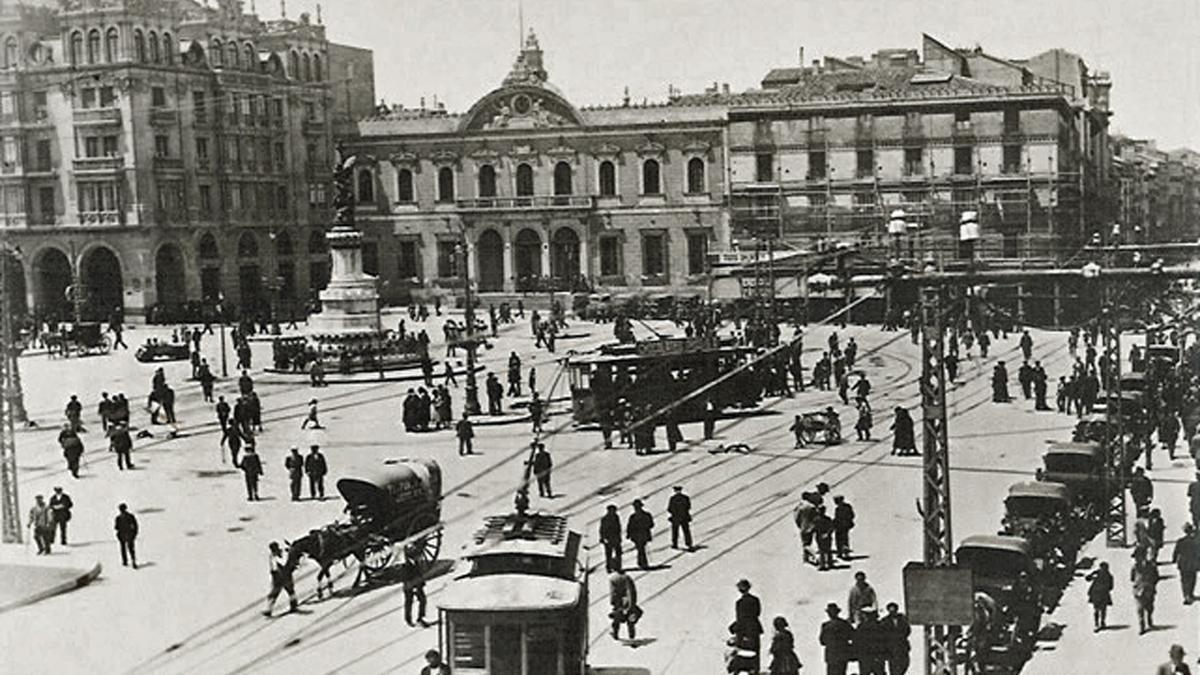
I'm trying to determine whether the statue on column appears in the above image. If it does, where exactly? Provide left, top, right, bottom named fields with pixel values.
left=331, top=142, right=374, bottom=229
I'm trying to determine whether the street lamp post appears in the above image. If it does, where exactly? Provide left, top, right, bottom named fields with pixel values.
left=457, top=234, right=481, bottom=416
left=0, top=243, right=22, bottom=542
left=217, top=293, right=228, bottom=378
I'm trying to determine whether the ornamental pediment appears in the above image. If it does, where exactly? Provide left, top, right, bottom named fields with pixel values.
left=682, top=139, right=713, bottom=158
left=636, top=140, right=667, bottom=158
left=387, top=150, right=420, bottom=166
left=546, top=142, right=577, bottom=163
left=592, top=142, right=622, bottom=158
left=430, top=149, right=460, bottom=166
left=469, top=147, right=501, bottom=162
left=509, top=145, right=539, bottom=164
left=460, top=85, right=584, bottom=133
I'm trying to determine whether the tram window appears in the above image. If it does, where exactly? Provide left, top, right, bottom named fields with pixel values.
left=451, top=624, right=486, bottom=668
left=490, top=624, right=522, bottom=674
left=527, top=624, right=561, bottom=674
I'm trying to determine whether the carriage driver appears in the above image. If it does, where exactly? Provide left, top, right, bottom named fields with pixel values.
left=264, top=541, right=298, bottom=617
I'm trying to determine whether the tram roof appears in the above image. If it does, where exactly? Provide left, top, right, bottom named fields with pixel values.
left=1006, top=481, right=1071, bottom=502
left=463, top=513, right=579, bottom=560
left=438, top=573, right=582, bottom=612
left=1044, top=441, right=1102, bottom=457
left=957, top=534, right=1032, bottom=556
left=570, top=343, right=757, bottom=366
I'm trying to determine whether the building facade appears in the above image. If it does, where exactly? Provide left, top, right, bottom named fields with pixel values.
left=719, top=35, right=1113, bottom=266
left=342, top=31, right=729, bottom=304
left=1111, top=136, right=1200, bottom=243
left=0, top=0, right=373, bottom=321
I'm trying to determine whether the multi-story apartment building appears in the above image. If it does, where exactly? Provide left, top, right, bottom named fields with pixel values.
left=1111, top=137, right=1200, bottom=244
left=341, top=31, right=729, bottom=304
left=0, top=0, right=373, bottom=321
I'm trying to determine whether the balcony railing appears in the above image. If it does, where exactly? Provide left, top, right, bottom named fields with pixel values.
left=151, top=108, right=176, bottom=125
left=0, top=161, right=22, bottom=175
left=302, top=118, right=326, bottom=133
left=455, top=195, right=596, bottom=211
left=79, top=210, right=123, bottom=225
left=73, top=156, right=125, bottom=173
left=73, top=107, right=122, bottom=126
left=153, top=156, right=184, bottom=171
left=0, top=212, right=26, bottom=228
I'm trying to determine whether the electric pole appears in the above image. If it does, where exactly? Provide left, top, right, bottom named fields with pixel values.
left=0, top=246, right=21, bottom=543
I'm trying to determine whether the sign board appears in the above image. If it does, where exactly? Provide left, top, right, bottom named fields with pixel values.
left=635, top=337, right=713, bottom=357
left=902, top=563, right=974, bottom=625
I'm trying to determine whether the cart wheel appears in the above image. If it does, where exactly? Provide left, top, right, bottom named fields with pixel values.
left=403, top=512, right=442, bottom=572
left=359, top=538, right=394, bottom=576
left=100, top=336, right=111, bottom=354
left=800, top=428, right=816, bottom=446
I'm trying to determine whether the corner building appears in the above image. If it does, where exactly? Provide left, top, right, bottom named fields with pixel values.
left=0, top=0, right=373, bottom=321
left=343, top=31, right=728, bottom=305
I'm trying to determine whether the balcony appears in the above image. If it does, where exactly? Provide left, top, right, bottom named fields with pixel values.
left=153, top=156, right=185, bottom=171
left=79, top=210, right=123, bottom=225
left=73, top=156, right=125, bottom=174
left=302, top=117, right=326, bottom=134
left=151, top=108, right=176, bottom=125
left=455, top=195, right=596, bottom=212
left=73, top=107, right=122, bottom=127
left=0, top=161, right=22, bottom=177
left=952, top=120, right=974, bottom=138
left=0, top=212, right=26, bottom=228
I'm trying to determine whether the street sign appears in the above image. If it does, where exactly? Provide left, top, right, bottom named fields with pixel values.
left=635, top=337, right=713, bottom=356
left=902, top=562, right=974, bottom=626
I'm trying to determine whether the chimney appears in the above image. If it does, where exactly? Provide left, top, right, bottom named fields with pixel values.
left=722, top=83, right=730, bottom=95
left=419, top=96, right=426, bottom=109
left=799, top=46, right=804, bottom=66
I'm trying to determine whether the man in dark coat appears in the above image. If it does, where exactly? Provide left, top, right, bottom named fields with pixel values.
left=456, top=414, right=474, bottom=455
left=819, top=603, right=854, bottom=675
left=833, top=495, right=855, bottom=560
left=49, top=486, right=73, bottom=545
left=109, top=422, right=133, bottom=470
left=531, top=443, right=553, bottom=497
left=881, top=602, right=912, bottom=675
left=485, top=372, right=504, bottom=415
left=114, top=503, right=139, bottom=568
left=599, top=505, right=623, bottom=573
left=1017, top=361, right=1034, bottom=400
left=241, top=446, right=264, bottom=500
left=733, top=579, right=764, bottom=673
left=507, top=352, right=522, bottom=397
left=1033, top=362, right=1051, bottom=411
left=305, top=445, right=327, bottom=500
left=1019, top=329, right=1034, bottom=361
left=854, top=608, right=888, bottom=675
left=215, top=395, right=231, bottom=433
left=626, top=499, right=654, bottom=570
left=1129, top=467, right=1154, bottom=511
left=58, top=424, right=84, bottom=478
left=992, top=362, right=1011, bottom=402
left=667, top=486, right=693, bottom=550
left=1172, top=523, right=1199, bottom=604
left=814, top=505, right=836, bottom=571
left=284, top=447, right=304, bottom=501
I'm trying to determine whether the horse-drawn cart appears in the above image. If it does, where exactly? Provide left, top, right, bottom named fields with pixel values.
left=789, top=409, right=843, bottom=447
left=43, top=322, right=111, bottom=358
left=289, top=459, right=444, bottom=595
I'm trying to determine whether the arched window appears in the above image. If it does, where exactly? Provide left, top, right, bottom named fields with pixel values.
left=237, top=232, right=259, bottom=258
left=209, top=38, right=222, bottom=66
left=226, top=42, right=238, bottom=68
left=553, top=161, right=573, bottom=196
left=478, top=164, right=496, bottom=198
left=162, top=33, right=173, bottom=65
left=437, top=167, right=455, bottom=203
left=515, top=163, right=534, bottom=197
left=302, top=53, right=311, bottom=81
left=357, top=169, right=374, bottom=203
left=103, top=28, right=118, bottom=63
left=642, top=159, right=661, bottom=195
left=288, top=50, right=299, bottom=78
left=396, top=168, right=414, bottom=203
left=133, top=30, right=146, bottom=62
left=244, top=44, right=254, bottom=71
left=148, top=31, right=159, bottom=63
left=274, top=231, right=293, bottom=257
left=312, top=54, right=323, bottom=81
left=686, top=157, right=705, bottom=194
left=599, top=160, right=616, bottom=196
left=3, top=37, right=17, bottom=69
left=199, top=233, right=220, bottom=260
left=69, top=31, right=83, bottom=66
left=86, top=29, right=100, bottom=64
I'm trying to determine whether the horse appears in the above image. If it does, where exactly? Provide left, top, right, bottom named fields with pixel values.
left=287, top=523, right=367, bottom=599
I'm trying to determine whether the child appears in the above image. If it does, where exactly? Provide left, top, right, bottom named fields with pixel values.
left=788, top=415, right=806, bottom=448
left=855, top=403, right=872, bottom=441
left=300, top=398, right=323, bottom=430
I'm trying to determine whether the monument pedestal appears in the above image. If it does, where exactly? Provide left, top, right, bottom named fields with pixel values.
left=307, top=225, right=381, bottom=335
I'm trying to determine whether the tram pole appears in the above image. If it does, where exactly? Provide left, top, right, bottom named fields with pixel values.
left=0, top=244, right=22, bottom=543
left=459, top=228, right=481, bottom=417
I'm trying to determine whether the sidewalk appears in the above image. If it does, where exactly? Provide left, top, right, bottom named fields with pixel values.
left=0, top=544, right=101, bottom=614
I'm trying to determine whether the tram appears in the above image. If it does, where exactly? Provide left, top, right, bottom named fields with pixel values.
left=437, top=512, right=588, bottom=675
left=566, top=336, right=761, bottom=424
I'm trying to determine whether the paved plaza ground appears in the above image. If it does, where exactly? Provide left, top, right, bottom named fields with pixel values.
left=0, top=312, right=1195, bottom=674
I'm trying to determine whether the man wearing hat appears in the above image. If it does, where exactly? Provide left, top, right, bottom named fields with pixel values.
left=284, top=446, right=305, bottom=501
left=819, top=603, right=853, bottom=675
left=49, top=486, right=73, bottom=546
left=305, top=445, right=328, bottom=500
left=1156, top=644, right=1191, bottom=675
left=300, top=398, right=323, bottom=430
left=1172, top=523, right=1199, bottom=604
left=626, top=499, right=654, bottom=570
left=733, top=579, right=764, bottom=672
left=599, top=505, right=623, bottom=572
left=667, top=486, right=693, bottom=551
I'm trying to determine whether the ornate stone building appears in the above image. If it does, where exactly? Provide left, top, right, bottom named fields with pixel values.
left=0, top=0, right=373, bottom=321
left=343, top=31, right=728, bottom=304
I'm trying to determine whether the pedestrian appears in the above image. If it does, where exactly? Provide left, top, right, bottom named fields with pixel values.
left=305, top=445, right=327, bottom=500
left=507, top=352, right=522, bottom=397
left=109, top=308, right=128, bottom=349
left=109, top=421, right=134, bottom=470
left=1130, top=466, right=1154, bottom=511
left=65, top=394, right=83, bottom=432
left=442, top=361, right=457, bottom=388
left=1132, top=550, right=1160, bottom=634
left=456, top=413, right=474, bottom=455
left=222, top=423, right=244, bottom=467
left=833, top=495, right=855, bottom=560
left=1172, top=524, right=1198, bottom=605
left=854, top=402, right=872, bottom=441
left=854, top=607, right=887, bottom=675
left=114, top=503, right=138, bottom=568
left=819, top=603, right=854, bottom=675
left=27, top=494, right=54, bottom=554
left=890, top=407, right=916, bottom=456
left=285, top=446, right=304, bottom=501
left=1019, top=329, right=1033, bottom=361
left=626, top=499, right=654, bottom=570
left=853, top=374, right=872, bottom=410
left=531, top=442, right=553, bottom=497
left=264, top=541, right=297, bottom=617
left=608, top=566, right=641, bottom=641
left=945, top=350, right=959, bottom=382
left=97, top=392, right=112, bottom=432
left=300, top=398, right=323, bottom=430
left=241, top=445, right=264, bottom=501
left=767, top=616, right=802, bottom=675
left=794, top=493, right=820, bottom=566
left=600, top=504, right=623, bottom=572
left=199, top=361, right=215, bottom=401
left=486, top=372, right=503, bottom=415
left=400, top=548, right=427, bottom=626
left=529, top=391, right=544, bottom=434
left=528, top=365, right=537, bottom=395
left=732, top=579, right=764, bottom=674
left=58, top=423, right=84, bottom=478
left=881, top=602, right=911, bottom=675
left=1086, top=561, right=1114, bottom=631
left=992, top=361, right=1010, bottom=402
left=814, top=505, right=835, bottom=571
left=215, top=395, right=231, bottom=433
left=1148, top=508, right=1166, bottom=560
left=668, top=486, right=694, bottom=551
left=847, top=570, right=878, bottom=625
left=1156, top=645, right=1192, bottom=675
left=420, top=650, right=451, bottom=675
left=1018, top=360, right=1034, bottom=400
left=49, top=486, right=73, bottom=546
